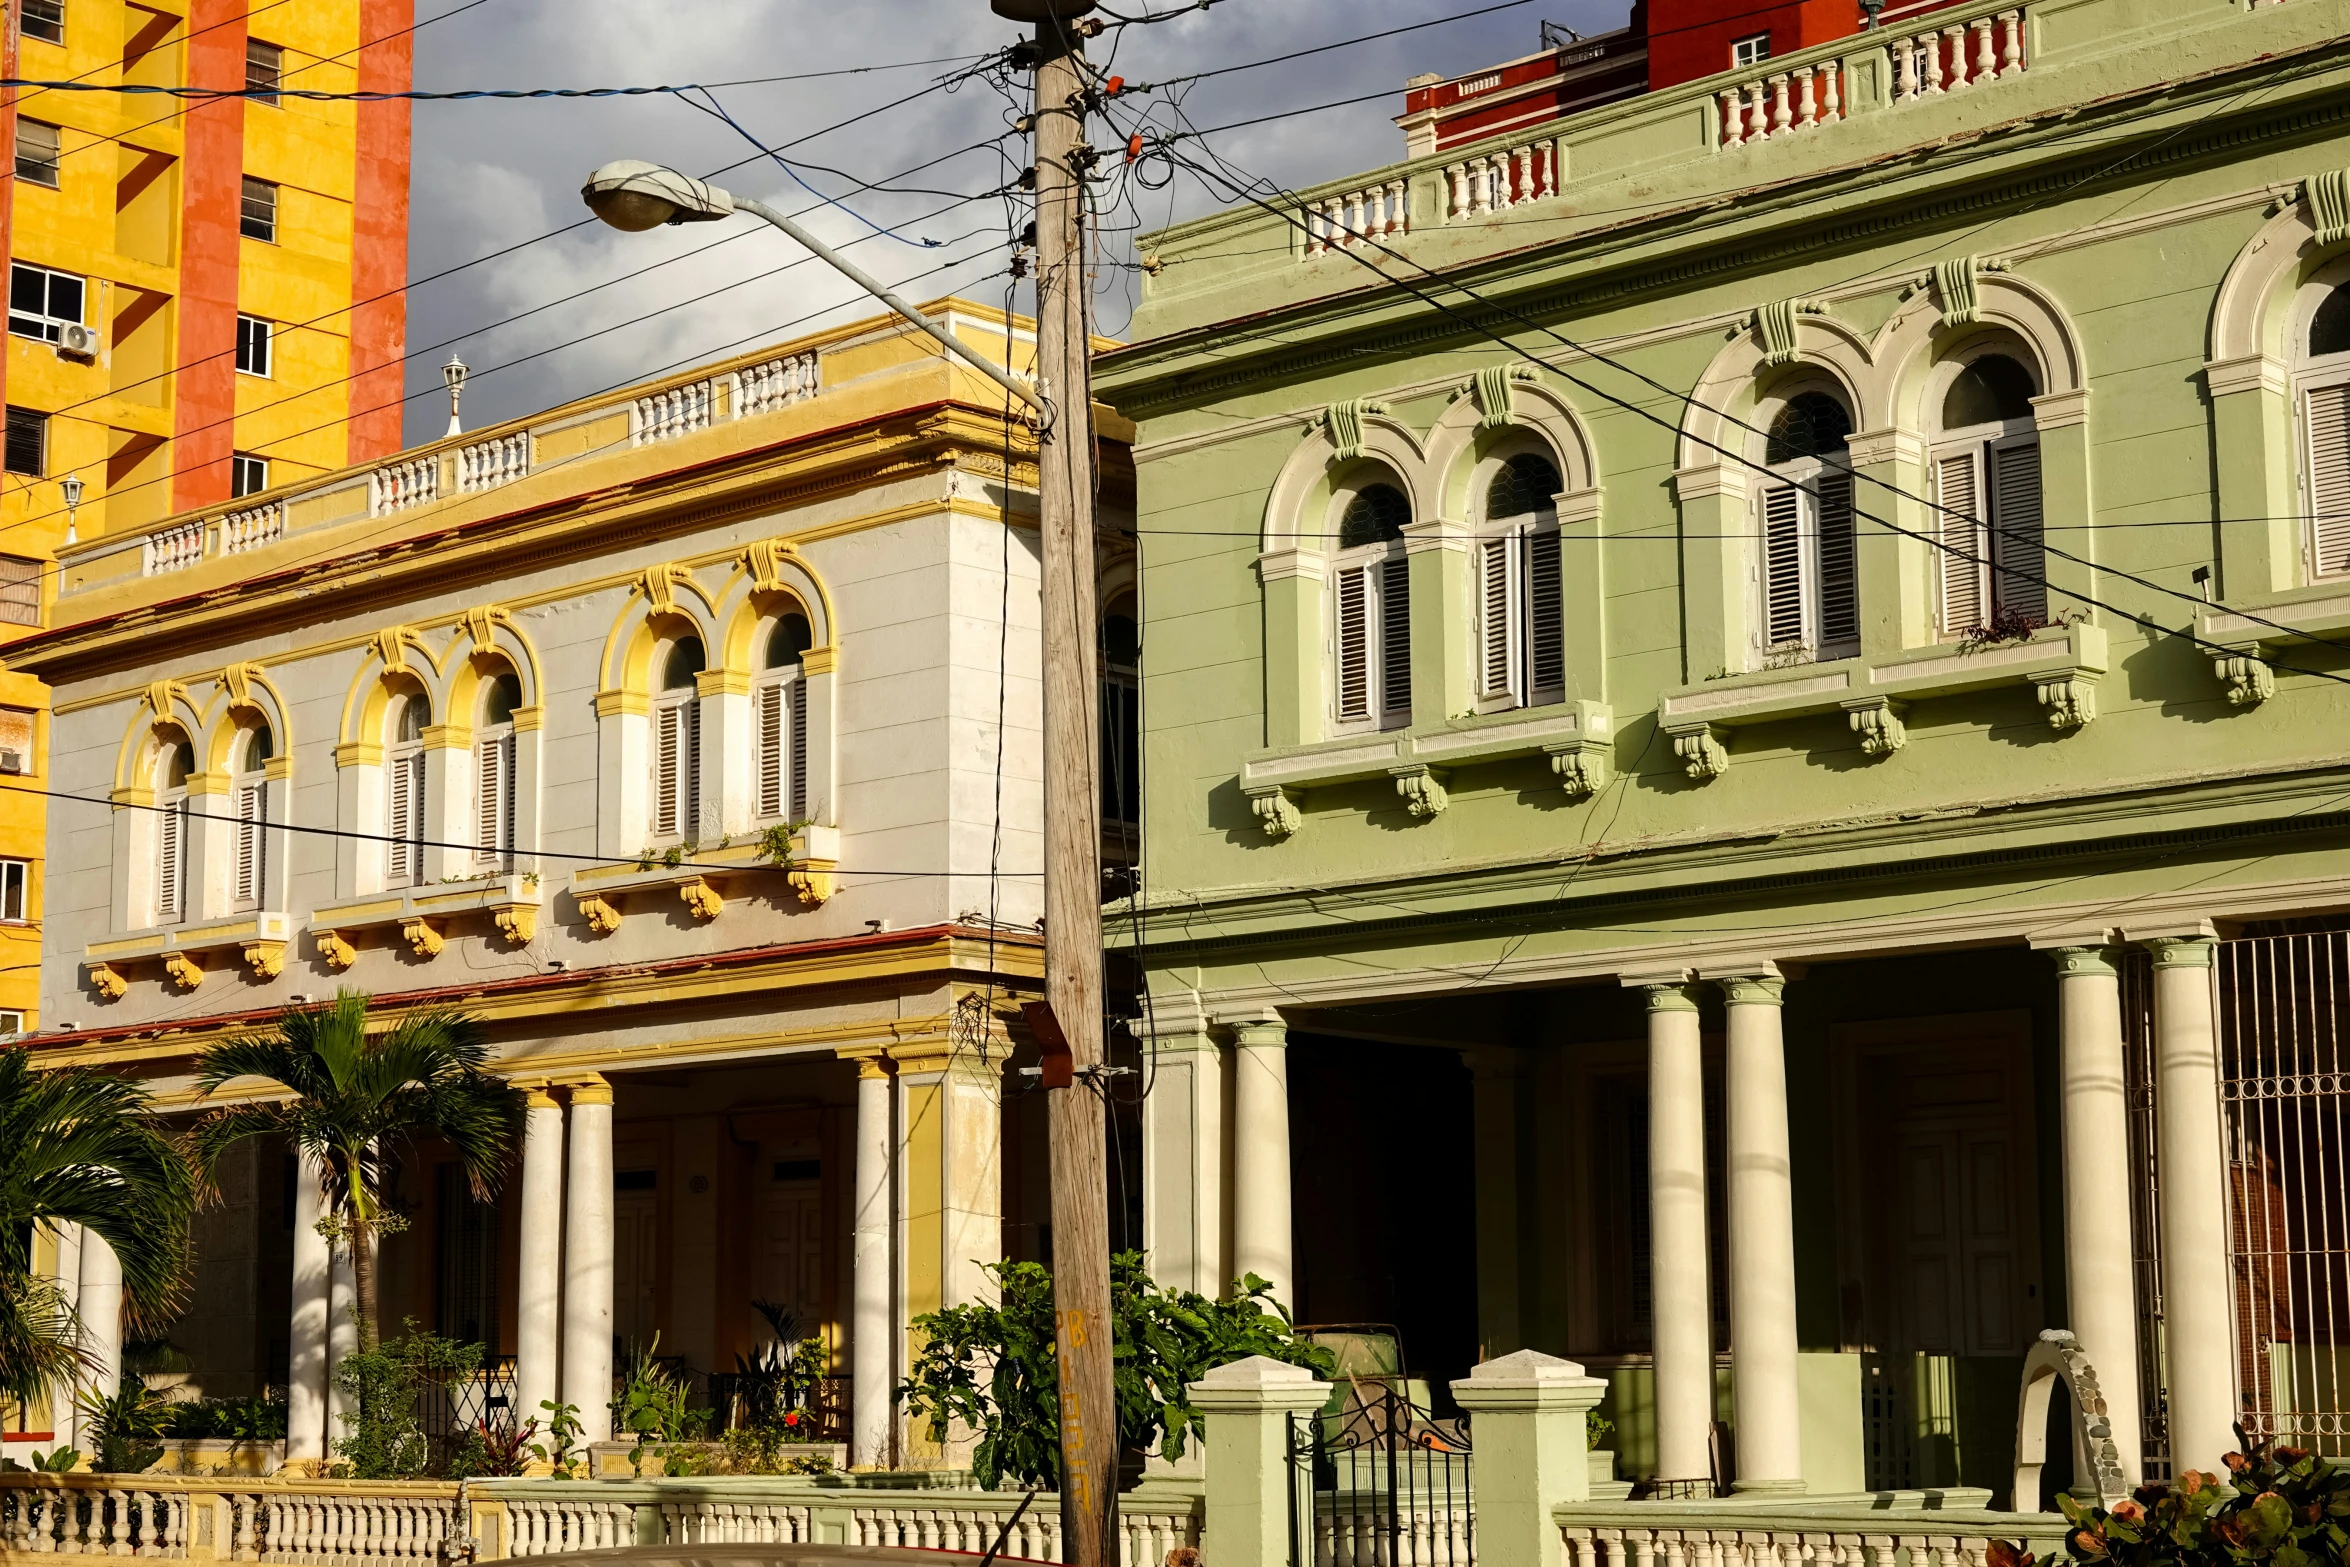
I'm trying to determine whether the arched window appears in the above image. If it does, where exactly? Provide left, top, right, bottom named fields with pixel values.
left=1754, top=389, right=1857, bottom=661
left=652, top=636, right=704, bottom=841
left=1932, top=351, right=2044, bottom=636
left=385, top=690, right=427, bottom=888
left=1474, top=450, right=1565, bottom=709
left=1100, top=598, right=1140, bottom=836
left=1330, top=479, right=1411, bottom=731
left=156, top=738, right=192, bottom=925
left=230, top=724, right=272, bottom=911
left=475, top=671, right=520, bottom=871
left=2297, top=282, right=2350, bottom=578
left=754, top=615, right=811, bottom=825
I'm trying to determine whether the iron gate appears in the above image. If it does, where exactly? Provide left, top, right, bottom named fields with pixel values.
left=1287, top=1384, right=1473, bottom=1567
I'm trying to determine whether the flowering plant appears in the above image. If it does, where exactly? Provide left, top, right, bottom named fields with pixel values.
left=2055, top=1442, right=2350, bottom=1567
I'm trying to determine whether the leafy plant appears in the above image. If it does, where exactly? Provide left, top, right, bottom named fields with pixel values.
left=331, top=1319, right=481, bottom=1479
left=448, top=1416, right=537, bottom=1479
left=530, top=1399, right=585, bottom=1478
left=1587, top=1409, right=1614, bottom=1451
left=2055, top=1440, right=2350, bottom=1567
left=899, top=1252, right=1336, bottom=1493
left=754, top=821, right=811, bottom=868
left=729, top=1300, right=826, bottom=1431
left=78, top=1375, right=172, bottom=1474
left=163, top=1390, right=288, bottom=1443
left=719, top=1416, right=835, bottom=1476
left=1, top=1445, right=82, bottom=1473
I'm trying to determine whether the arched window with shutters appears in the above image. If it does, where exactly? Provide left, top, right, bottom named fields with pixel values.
left=1329, top=475, right=1412, bottom=733
left=475, top=671, right=520, bottom=870
left=155, top=738, right=193, bottom=926
left=229, top=724, right=272, bottom=912
left=1931, top=349, right=2045, bottom=637
left=384, top=690, right=427, bottom=888
left=2295, top=280, right=2350, bottom=580
left=1473, top=449, right=1565, bottom=710
left=652, top=636, right=704, bottom=842
left=754, top=614, right=811, bottom=826
left=1752, top=387, right=1858, bottom=663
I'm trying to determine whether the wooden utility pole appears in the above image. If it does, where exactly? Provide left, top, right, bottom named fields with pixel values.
left=993, top=1, right=1115, bottom=1562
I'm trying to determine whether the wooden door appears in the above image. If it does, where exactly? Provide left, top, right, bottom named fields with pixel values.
left=1891, top=1120, right=2026, bottom=1358
left=758, top=1179, right=825, bottom=1331
left=614, top=1182, right=660, bottom=1351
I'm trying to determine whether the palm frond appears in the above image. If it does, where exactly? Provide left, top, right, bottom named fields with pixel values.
left=0, top=1268, right=87, bottom=1411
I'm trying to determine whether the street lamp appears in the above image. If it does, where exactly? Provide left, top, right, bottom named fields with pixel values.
left=442, top=354, right=468, bottom=438
left=60, top=472, right=83, bottom=544
left=579, top=160, right=1044, bottom=417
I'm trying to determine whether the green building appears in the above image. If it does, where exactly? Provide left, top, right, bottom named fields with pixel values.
left=1098, top=0, right=2350, bottom=1499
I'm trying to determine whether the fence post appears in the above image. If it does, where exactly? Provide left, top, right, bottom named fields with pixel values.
left=1188, top=1357, right=1332, bottom=1567
left=1450, top=1351, right=1609, bottom=1567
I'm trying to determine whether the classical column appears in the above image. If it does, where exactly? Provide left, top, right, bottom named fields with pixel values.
left=1230, top=1015, right=1294, bottom=1302
left=79, top=1229, right=123, bottom=1448
left=1638, top=977, right=1714, bottom=1487
left=1467, top=1047, right=1529, bottom=1358
left=514, top=1087, right=566, bottom=1439
left=2140, top=928, right=2238, bottom=1473
left=1721, top=969, right=1802, bottom=1493
left=849, top=1052, right=895, bottom=1470
left=327, top=1243, right=357, bottom=1444
left=561, top=1076, right=616, bottom=1445
left=890, top=1034, right=1004, bottom=1465
left=286, top=1153, right=332, bottom=1464
left=49, top=1222, right=82, bottom=1449
left=1140, top=1008, right=1227, bottom=1300
left=2039, top=938, right=2145, bottom=1484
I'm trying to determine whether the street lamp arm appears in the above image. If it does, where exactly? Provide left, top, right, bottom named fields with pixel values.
left=732, top=197, right=1049, bottom=419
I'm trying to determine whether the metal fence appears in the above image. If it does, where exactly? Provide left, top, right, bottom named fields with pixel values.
left=1288, top=1384, right=1473, bottom=1567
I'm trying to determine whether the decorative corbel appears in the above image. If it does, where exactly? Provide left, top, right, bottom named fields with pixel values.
left=1545, top=738, right=1612, bottom=800
left=220, top=662, right=263, bottom=709
left=145, top=678, right=190, bottom=723
left=2309, top=168, right=2350, bottom=247
left=2208, top=651, right=2276, bottom=708
left=493, top=905, right=537, bottom=945
left=1389, top=764, right=1449, bottom=819
left=579, top=894, right=622, bottom=935
left=1472, top=363, right=1543, bottom=429
left=1843, top=698, right=1909, bottom=757
left=740, top=537, right=805, bottom=594
left=89, top=962, right=128, bottom=1001
left=1750, top=298, right=1828, bottom=367
left=635, top=563, right=693, bottom=615
left=371, top=626, right=427, bottom=675
left=242, top=941, right=287, bottom=980
left=788, top=866, right=835, bottom=907
left=316, top=930, right=357, bottom=970
left=401, top=917, right=445, bottom=958
left=462, top=603, right=511, bottom=652
left=163, top=952, right=203, bottom=991
left=1933, top=257, right=1984, bottom=325
left=1245, top=784, right=1302, bottom=840
left=2036, top=675, right=2098, bottom=732
left=1670, top=725, right=1730, bottom=781
left=1322, top=399, right=1393, bottom=463
left=679, top=878, right=724, bottom=921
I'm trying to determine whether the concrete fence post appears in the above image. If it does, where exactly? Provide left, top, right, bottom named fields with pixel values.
left=1188, top=1356, right=1332, bottom=1567
left=1451, top=1350, right=1611, bottom=1567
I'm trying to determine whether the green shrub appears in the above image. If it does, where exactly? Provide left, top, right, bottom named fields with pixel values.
left=2056, top=1443, right=2350, bottom=1567
left=162, top=1391, right=288, bottom=1443
left=78, top=1376, right=172, bottom=1474
left=331, top=1320, right=480, bottom=1480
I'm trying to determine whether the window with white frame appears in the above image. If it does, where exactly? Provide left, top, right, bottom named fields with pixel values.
left=754, top=616, right=811, bottom=826
left=1100, top=601, right=1139, bottom=835
left=652, top=637, right=704, bottom=841
left=16, top=120, right=61, bottom=189
left=1329, top=479, right=1412, bottom=732
left=1474, top=450, right=1566, bottom=710
left=386, top=690, right=426, bottom=888
left=232, top=453, right=268, bottom=496
left=1731, top=31, right=1770, bottom=67
left=230, top=725, right=272, bottom=911
left=0, top=859, right=26, bottom=922
left=8, top=262, right=83, bottom=343
left=156, top=739, right=192, bottom=925
left=475, top=671, right=520, bottom=871
left=236, top=314, right=272, bottom=377
left=2295, top=281, right=2350, bottom=580
left=1753, top=390, right=1859, bottom=664
left=1931, top=352, right=2045, bottom=638
left=19, top=0, right=63, bottom=44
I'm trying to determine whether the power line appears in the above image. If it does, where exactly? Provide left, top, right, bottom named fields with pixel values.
left=0, top=53, right=990, bottom=100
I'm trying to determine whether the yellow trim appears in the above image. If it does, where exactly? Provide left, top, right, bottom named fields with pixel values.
left=333, top=742, right=383, bottom=768
left=592, top=690, right=647, bottom=720
left=262, top=757, right=293, bottom=782
left=800, top=646, right=838, bottom=676
left=421, top=723, right=472, bottom=752
left=525, top=1087, right=560, bottom=1111
left=511, top=705, right=544, bottom=733
left=566, top=1077, right=614, bottom=1106
left=694, top=668, right=749, bottom=698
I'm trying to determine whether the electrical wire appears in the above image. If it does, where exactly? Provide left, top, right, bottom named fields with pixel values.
left=0, top=54, right=990, bottom=100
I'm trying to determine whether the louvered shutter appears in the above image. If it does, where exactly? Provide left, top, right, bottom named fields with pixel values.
left=1379, top=555, right=1411, bottom=718
left=1761, top=484, right=1807, bottom=648
left=234, top=780, right=265, bottom=906
left=654, top=704, right=681, bottom=837
left=2306, top=382, right=2350, bottom=577
left=1528, top=526, right=1565, bottom=695
left=1477, top=535, right=1520, bottom=703
left=1936, top=450, right=1989, bottom=636
left=475, top=733, right=514, bottom=866
left=756, top=680, right=786, bottom=820
left=388, top=750, right=420, bottom=885
left=680, top=701, right=701, bottom=839
left=1816, top=472, right=1858, bottom=647
left=1335, top=564, right=1372, bottom=722
left=157, top=797, right=184, bottom=923
left=1989, top=440, right=2047, bottom=622
left=788, top=678, right=810, bottom=822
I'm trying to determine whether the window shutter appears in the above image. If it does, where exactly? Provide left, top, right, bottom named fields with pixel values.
left=756, top=680, right=785, bottom=820
left=499, top=735, right=517, bottom=863
left=388, top=751, right=420, bottom=885
left=1989, top=439, right=2047, bottom=622
left=234, top=781, right=265, bottom=905
left=475, top=733, right=514, bottom=866
left=157, top=798, right=183, bottom=923
left=1528, top=526, right=1565, bottom=694
left=1335, top=565, right=1372, bottom=722
left=654, top=704, right=681, bottom=837
left=2306, top=382, right=2350, bottom=577
left=1936, top=450, right=1989, bottom=636
left=1816, top=472, right=1858, bottom=647
left=1379, top=555, right=1412, bottom=718
left=1477, top=535, right=1520, bottom=703
left=681, top=701, right=701, bottom=838
left=789, top=679, right=810, bottom=822
left=1761, top=483, right=1807, bottom=647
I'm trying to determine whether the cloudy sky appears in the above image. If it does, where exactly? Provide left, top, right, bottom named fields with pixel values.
left=396, top=0, right=1630, bottom=443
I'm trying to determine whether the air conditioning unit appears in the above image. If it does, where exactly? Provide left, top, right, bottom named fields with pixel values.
left=55, top=322, right=97, bottom=357
left=0, top=747, right=27, bottom=775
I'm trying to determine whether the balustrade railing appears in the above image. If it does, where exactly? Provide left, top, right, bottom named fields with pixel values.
left=368, top=457, right=440, bottom=518
left=505, top=1496, right=634, bottom=1557
left=220, top=503, right=285, bottom=556
left=255, top=1490, right=459, bottom=1564
left=4, top=1481, right=188, bottom=1555
left=634, top=382, right=714, bottom=445
left=142, top=520, right=206, bottom=577
left=1557, top=1502, right=2072, bottom=1567
left=1303, top=180, right=1410, bottom=255
left=733, top=353, right=821, bottom=418
left=1886, top=11, right=2027, bottom=103
left=1441, top=136, right=1561, bottom=222
left=456, top=433, right=530, bottom=494
left=1717, top=62, right=1847, bottom=147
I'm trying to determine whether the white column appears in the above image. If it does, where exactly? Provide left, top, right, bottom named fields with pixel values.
left=514, top=1086, right=566, bottom=1439
left=1141, top=1012, right=1227, bottom=1300
left=286, top=1152, right=332, bottom=1465
left=326, top=1243, right=357, bottom=1446
left=78, top=1229, right=123, bottom=1445
left=2043, top=940, right=2145, bottom=1484
left=2142, top=929, right=2238, bottom=1473
left=849, top=1053, right=895, bottom=1470
left=561, top=1077, right=616, bottom=1444
left=1230, top=1016, right=1293, bottom=1303
left=1640, top=978, right=1714, bottom=1488
left=1721, top=970, right=1803, bottom=1493
left=49, top=1222, right=82, bottom=1449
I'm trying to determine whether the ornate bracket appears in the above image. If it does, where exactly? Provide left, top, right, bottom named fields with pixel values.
left=2209, top=651, right=2276, bottom=707
left=1843, top=698, right=1909, bottom=757
left=788, top=866, right=834, bottom=907
left=2036, top=674, right=2098, bottom=732
left=494, top=905, right=538, bottom=945
left=579, top=894, right=622, bottom=935
left=679, top=877, right=724, bottom=921
left=1934, top=256, right=1984, bottom=324
left=1472, top=363, right=1542, bottom=429
left=2310, top=167, right=2350, bottom=247
left=1322, top=398, right=1393, bottom=462
left=89, top=962, right=127, bottom=1001
left=1245, top=784, right=1302, bottom=840
left=162, top=952, right=203, bottom=991
left=316, top=930, right=358, bottom=970
left=401, top=917, right=445, bottom=958
left=242, top=941, right=286, bottom=980
left=634, top=563, right=695, bottom=616
left=1389, top=765, right=1449, bottom=819
left=1670, top=725, right=1729, bottom=781
left=1750, top=298, right=1828, bottom=367
left=1545, top=739, right=1612, bottom=800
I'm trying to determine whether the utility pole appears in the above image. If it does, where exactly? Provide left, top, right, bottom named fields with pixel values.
left=994, top=1, right=1115, bottom=1562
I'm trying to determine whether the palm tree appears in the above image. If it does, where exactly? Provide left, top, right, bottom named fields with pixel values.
left=191, top=991, right=524, bottom=1350
left=0, top=1047, right=196, bottom=1416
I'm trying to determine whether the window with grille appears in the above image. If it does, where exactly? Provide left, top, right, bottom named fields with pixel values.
left=0, top=562, right=35, bottom=629
left=475, top=671, right=520, bottom=871
left=235, top=315, right=272, bottom=377
left=652, top=637, right=704, bottom=841
left=1931, top=353, right=2045, bottom=637
left=386, top=691, right=427, bottom=888
left=2298, top=282, right=2350, bottom=581
left=231, top=453, right=268, bottom=496
left=245, top=40, right=283, bottom=104
left=1754, top=391, right=1859, bottom=663
left=15, top=120, right=60, bottom=189
left=4, top=408, right=46, bottom=478
left=8, top=263, right=83, bottom=343
left=754, top=615, right=811, bottom=826
left=0, top=860, right=26, bottom=923
left=1330, top=480, right=1412, bottom=732
left=240, top=177, right=278, bottom=242
left=20, top=0, right=64, bottom=44
left=155, top=740, right=192, bottom=925
left=1475, top=451, right=1567, bottom=711
left=231, top=726, right=272, bottom=911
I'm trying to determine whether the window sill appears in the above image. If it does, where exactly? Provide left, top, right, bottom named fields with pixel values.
left=86, top=911, right=293, bottom=997
left=2195, top=583, right=2350, bottom=706
left=308, top=875, right=542, bottom=968
left=1238, top=700, right=1612, bottom=838
left=567, top=825, right=841, bottom=931
left=1655, top=621, right=2108, bottom=780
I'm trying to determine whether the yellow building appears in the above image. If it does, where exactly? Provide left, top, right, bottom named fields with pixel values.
left=0, top=0, right=412, bottom=1039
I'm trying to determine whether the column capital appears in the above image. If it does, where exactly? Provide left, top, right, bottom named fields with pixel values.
left=838, top=1046, right=895, bottom=1081
left=1626, top=972, right=1701, bottom=1012
left=2028, top=924, right=2118, bottom=953
left=2143, top=935, right=2217, bottom=969
left=2044, top=945, right=2121, bottom=979
left=523, top=1086, right=562, bottom=1111
left=1718, top=973, right=1785, bottom=1007
left=562, top=1075, right=612, bottom=1106
left=1227, top=1013, right=1288, bottom=1049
